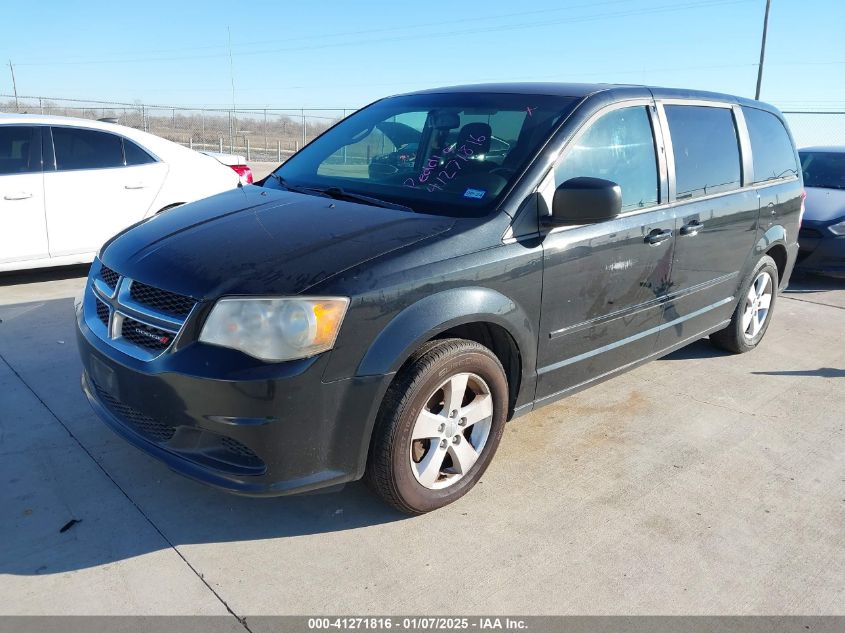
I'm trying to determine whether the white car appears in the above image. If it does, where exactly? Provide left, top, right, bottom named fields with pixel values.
left=201, top=151, right=254, bottom=184
left=0, top=114, right=241, bottom=272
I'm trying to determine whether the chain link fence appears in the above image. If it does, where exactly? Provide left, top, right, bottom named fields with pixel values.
left=782, top=111, right=845, bottom=149
left=1, top=95, right=352, bottom=163
left=2, top=95, right=844, bottom=162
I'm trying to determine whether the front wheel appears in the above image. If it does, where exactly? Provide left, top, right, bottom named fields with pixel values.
left=710, top=255, right=779, bottom=353
left=365, top=339, right=509, bottom=514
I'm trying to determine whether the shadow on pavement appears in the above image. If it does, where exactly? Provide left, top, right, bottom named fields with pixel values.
left=752, top=367, right=845, bottom=378
left=658, top=338, right=723, bottom=361
left=784, top=272, right=844, bottom=294
left=1, top=289, right=408, bottom=578
left=0, top=264, right=91, bottom=287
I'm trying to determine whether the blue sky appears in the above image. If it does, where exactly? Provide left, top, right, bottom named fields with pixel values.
left=1, top=0, right=842, bottom=110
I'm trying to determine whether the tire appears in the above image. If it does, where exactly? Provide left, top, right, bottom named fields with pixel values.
left=710, top=255, right=779, bottom=354
left=365, top=338, right=509, bottom=514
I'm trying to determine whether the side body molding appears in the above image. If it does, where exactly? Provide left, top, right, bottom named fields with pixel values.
left=356, top=286, right=537, bottom=405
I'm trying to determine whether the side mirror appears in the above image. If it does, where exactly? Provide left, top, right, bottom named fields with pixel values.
left=546, top=177, right=622, bottom=226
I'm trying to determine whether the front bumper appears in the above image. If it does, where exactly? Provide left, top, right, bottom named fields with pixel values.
left=76, top=305, right=392, bottom=497
left=796, top=222, right=845, bottom=276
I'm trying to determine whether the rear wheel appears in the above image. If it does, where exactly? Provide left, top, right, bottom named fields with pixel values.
left=710, top=255, right=778, bottom=353
left=365, top=338, right=508, bottom=514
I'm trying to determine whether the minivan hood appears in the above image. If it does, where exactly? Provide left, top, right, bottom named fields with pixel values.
left=804, top=186, right=845, bottom=223
left=101, top=186, right=454, bottom=299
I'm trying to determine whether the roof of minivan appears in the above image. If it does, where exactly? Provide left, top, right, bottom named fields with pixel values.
left=399, top=82, right=779, bottom=112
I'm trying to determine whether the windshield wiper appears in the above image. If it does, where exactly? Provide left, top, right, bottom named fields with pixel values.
left=316, top=187, right=415, bottom=212
left=267, top=174, right=329, bottom=197
left=267, top=176, right=414, bottom=212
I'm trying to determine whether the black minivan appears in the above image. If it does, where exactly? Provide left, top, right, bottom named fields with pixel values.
left=76, top=83, right=803, bottom=513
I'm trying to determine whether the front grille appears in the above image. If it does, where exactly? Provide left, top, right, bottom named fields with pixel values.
left=89, top=259, right=191, bottom=361
left=121, top=316, right=174, bottom=351
left=94, top=382, right=176, bottom=443
left=130, top=281, right=195, bottom=318
left=220, top=436, right=263, bottom=467
left=99, top=265, right=120, bottom=289
left=799, top=227, right=823, bottom=240
left=95, top=298, right=110, bottom=326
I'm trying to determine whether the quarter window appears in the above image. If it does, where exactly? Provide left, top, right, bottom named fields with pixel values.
left=52, top=127, right=124, bottom=170
left=742, top=107, right=798, bottom=183
left=0, top=126, right=39, bottom=175
left=555, top=106, right=659, bottom=212
left=665, top=105, right=741, bottom=200
left=123, top=138, right=156, bottom=165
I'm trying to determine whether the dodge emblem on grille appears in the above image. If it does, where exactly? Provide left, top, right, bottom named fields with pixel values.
left=134, top=328, right=170, bottom=345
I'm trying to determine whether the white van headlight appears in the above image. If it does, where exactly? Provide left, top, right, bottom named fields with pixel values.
left=199, top=297, right=349, bottom=362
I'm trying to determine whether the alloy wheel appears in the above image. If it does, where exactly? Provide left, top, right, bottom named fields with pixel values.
left=409, top=372, right=494, bottom=490
left=742, top=271, right=773, bottom=339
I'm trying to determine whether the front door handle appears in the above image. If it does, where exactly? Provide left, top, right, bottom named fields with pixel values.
left=124, top=183, right=146, bottom=190
left=680, top=220, right=704, bottom=236
left=645, top=229, right=673, bottom=245
left=3, top=192, right=33, bottom=201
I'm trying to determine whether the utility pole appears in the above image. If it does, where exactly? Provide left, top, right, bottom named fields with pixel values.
left=8, top=60, right=19, bottom=111
left=227, top=26, right=237, bottom=152
left=755, top=0, right=772, bottom=100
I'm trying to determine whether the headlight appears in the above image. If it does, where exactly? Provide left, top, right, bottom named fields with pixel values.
left=829, top=219, right=845, bottom=236
left=199, top=297, right=349, bottom=362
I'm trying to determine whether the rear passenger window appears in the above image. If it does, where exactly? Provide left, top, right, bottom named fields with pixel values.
left=742, top=107, right=798, bottom=183
left=53, top=128, right=124, bottom=171
left=123, top=138, right=156, bottom=165
left=665, top=105, right=741, bottom=200
left=0, top=126, right=39, bottom=175
left=555, top=106, right=659, bottom=212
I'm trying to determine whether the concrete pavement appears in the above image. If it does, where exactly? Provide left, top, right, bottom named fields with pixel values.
left=1, top=266, right=843, bottom=618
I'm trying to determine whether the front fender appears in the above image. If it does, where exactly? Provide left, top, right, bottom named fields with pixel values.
left=356, top=286, right=535, bottom=387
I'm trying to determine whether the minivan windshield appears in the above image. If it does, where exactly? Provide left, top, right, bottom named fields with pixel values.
left=800, top=151, right=845, bottom=190
left=263, top=93, right=578, bottom=216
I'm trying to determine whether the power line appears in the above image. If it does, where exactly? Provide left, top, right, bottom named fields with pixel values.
left=0, top=93, right=350, bottom=112
left=16, top=0, right=754, bottom=67
left=6, top=91, right=844, bottom=114
left=38, top=58, right=844, bottom=99
left=0, top=60, right=758, bottom=110
left=16, top=0, right=635, bottom=64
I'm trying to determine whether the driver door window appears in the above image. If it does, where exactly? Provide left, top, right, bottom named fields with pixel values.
left=554, top=106, right=659, bottom=212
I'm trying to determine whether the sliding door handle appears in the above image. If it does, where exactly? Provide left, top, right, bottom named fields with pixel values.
left=645, top=229, right=672, bottom=245
left=680, top=220, right=704, bottom=236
